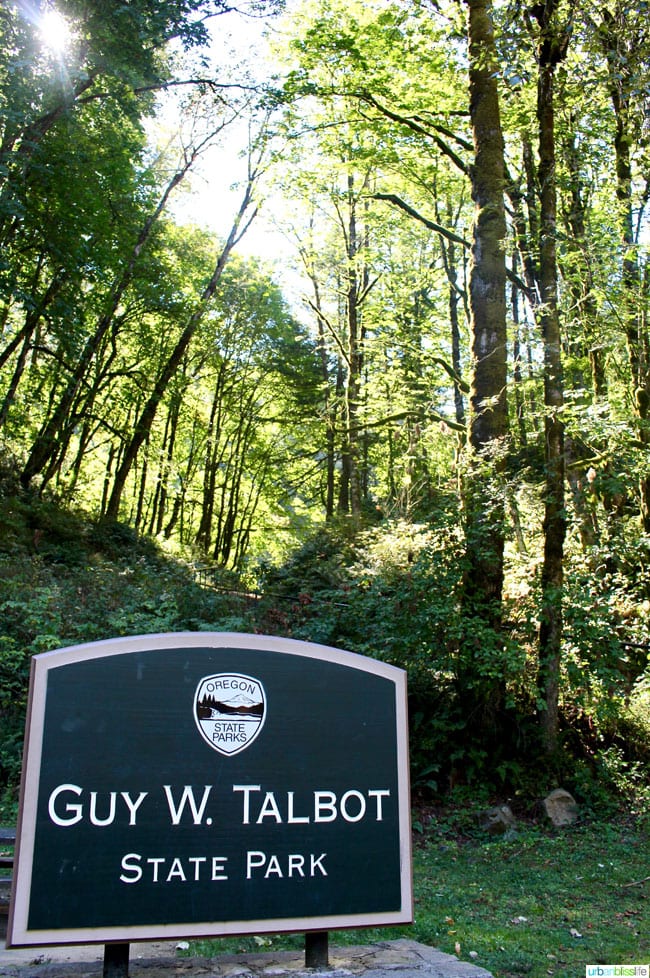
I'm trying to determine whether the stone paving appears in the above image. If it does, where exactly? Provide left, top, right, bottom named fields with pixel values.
left=0, top=938, right=493, bottom=978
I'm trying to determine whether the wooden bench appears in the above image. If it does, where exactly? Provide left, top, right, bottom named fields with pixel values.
left=0, top=827, right=15, bottom=940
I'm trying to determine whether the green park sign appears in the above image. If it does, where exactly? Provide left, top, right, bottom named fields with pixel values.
left=8, top=633, right=412, bottom=947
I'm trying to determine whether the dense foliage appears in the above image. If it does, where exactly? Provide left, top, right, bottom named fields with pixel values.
left=0, top=0, right=649, bottom=815
left=1, top=492, right=648, bottom=821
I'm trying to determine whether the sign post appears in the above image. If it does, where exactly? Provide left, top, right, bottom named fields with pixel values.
left=305, top=930, right=330, bottom=968
left=103, top=942, right=129, bottom=978
left=8, top=632, right=412, bottom=950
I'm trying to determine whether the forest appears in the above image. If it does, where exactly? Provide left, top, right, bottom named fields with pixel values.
left=0, top=0, right=649, bottom=818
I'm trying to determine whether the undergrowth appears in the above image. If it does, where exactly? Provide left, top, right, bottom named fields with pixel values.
left=0, top=493, right=649, bottom=819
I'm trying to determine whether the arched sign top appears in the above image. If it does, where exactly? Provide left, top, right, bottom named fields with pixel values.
left=28, top=631, right=407, bottom=676
left=8, top=633, right=412, bottom=948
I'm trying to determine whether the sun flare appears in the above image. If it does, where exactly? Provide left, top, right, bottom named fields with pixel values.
left=40, top=8, right=71, bottom=55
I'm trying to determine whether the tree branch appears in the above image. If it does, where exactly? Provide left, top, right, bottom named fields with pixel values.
left=343, top=407, right=466, bottom=435
left=373, top=193, right=470, bottom=247
left=430, top=356, right=470, bottom=393
left=357, top=90, right=471, bottom=176
left=304, top=298, right=351, bottom=367
left=76, top=77, right=262, bottom=106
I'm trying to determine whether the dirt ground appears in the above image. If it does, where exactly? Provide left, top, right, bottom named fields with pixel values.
left=0, top=938, right=493, bottom=978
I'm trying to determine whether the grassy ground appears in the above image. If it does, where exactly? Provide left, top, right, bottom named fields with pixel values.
left=406, top=819, right=648, bottom=978
left=187, top=818, right=649, bottom=978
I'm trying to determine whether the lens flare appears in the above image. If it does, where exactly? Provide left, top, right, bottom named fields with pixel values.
left=40, top=8, right=71, bottom=55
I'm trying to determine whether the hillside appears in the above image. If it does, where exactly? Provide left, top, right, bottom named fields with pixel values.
left=1, top=485, right=649, bottom=826
left=0, top=486, right=255, bottom=818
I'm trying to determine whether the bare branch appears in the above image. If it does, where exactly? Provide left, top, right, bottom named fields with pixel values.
left=357, top=90, right=471, bottom=176
left=373, top=192, right=470, bottom=247
left=304, top=297, right=351, bottom=367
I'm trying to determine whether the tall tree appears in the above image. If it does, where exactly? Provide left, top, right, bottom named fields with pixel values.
left=595, top=2, right=650, bottom=532
left=104, top=145, right=262, bottom=521
left=19, top=132, right=214, bottom=489
left=459, top=0, right=510, bottom=732
left=528, top=0, right=572, bottom=754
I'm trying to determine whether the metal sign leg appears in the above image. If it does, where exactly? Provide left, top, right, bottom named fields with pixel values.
left=103, top=942, right=130, bottom=978
left=305, top=931, right=329, bottom=968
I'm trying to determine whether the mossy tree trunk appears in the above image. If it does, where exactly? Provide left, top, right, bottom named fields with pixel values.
left=461, top=0, right=509, bottom=736
left=533, top=0, right=569, bottom=756
left=599, top=6, right=650, bottom=532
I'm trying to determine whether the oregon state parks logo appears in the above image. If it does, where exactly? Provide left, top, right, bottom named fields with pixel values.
left=194, top=674, right=266, bottom=756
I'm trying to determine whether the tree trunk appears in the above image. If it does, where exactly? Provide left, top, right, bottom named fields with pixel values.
left=511, top=255, right=528, bottom=447
left=505, top=6, right=570, bottom=753
left=532, top=0, right=569, bottom=756
left=20, top=146, right=201, bottom=489
left=444, top=233, right=467, bottom=429
left=600, top=9, right=650, bottom=531
left=104, top=171, right=259, bottom=522
left=0, top=267, right=64, bottom=429
left=562, top=120, right=607, bottom=399
left=464, top=0, right=509, bottom=605
left=343, top=172, right=364, bottom=520
left=461, top=0, right=509, bottom=734
left=306, top=265, right=337, bottom=520
left=195, top=367, right=226, bottom=552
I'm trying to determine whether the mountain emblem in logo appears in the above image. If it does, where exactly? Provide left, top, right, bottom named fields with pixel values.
left=194, top=673, right=266, bottom=756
